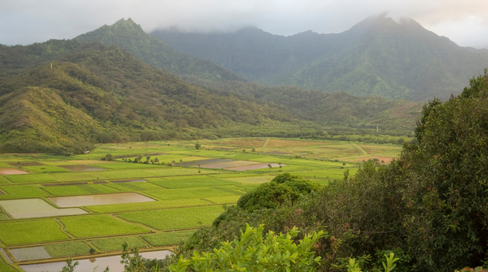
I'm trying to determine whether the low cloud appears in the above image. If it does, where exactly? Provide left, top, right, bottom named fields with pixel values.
left=1, top=0, right=487, bottom=48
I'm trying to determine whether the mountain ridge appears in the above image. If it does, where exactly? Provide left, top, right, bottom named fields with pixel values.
left=151, top=15, right=488, bottom=101
left=76, top=18, right=246, bottom=83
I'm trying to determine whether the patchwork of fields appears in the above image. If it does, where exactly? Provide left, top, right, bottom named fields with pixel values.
left=0, top=137, right=401, bottom=271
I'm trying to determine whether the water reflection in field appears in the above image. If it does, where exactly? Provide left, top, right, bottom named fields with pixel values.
left=48, top=192, right=155, bottom=207
left=21, top=250, right=172, bottom=272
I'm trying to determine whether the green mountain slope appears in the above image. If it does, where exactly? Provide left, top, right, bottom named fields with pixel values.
left=187, top=78, right=421, bottom=133
left=0, top=41, right=295, bottom=153
left=75, top=18, right=245, bottom=83
left=152, top=15, right=488, bottom=101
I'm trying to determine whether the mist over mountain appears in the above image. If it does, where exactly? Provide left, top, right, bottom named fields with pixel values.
left=152, top=15, right=488, bottom=101
left=0, top=18, right=422, bottom=153
left=75, top=18, right=246, bottom=83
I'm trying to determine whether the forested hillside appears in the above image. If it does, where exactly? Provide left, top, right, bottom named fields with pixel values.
left=0, top=42, right=295, bottom=153
left=75, top=18, right=245, bottom=83
left=152, top=15, right=488, bottom=101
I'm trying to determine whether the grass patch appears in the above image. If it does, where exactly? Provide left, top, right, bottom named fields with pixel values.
left=0, top=213, right=9, bottom=220
left=43, top=184, right=121, bottom=196
left=44, top=241, right=92, bottom=258
left=0, top=259, right=16, bottom=272
left=118, top=205, right=224, bottom=230
left=146, top=186, right=243, bottom=201
left=0, top=185, right=48, bottom=199
left=61, top=215, right=150, bottom=238
left=0, top=162, right=14, bottom=168
left=104, top=181, right=164, bottom=192
left=0, top=176, right=11, bottom=184
left=142, top=230, right=195, bottom=247
left=203, top=195, right=241, bottom=204
left=50, top=172, right=105, bottom=182
left=5, top=173, right=57, bottom=183
left=86, top=198, right=211, bottom=213
left=22, top=165, right=70, bottom=173
left=147, top=176, right=236, bottom=189
left=0, top=218, right=68, bottom=245
left=91, top=236, right=148, bottom=252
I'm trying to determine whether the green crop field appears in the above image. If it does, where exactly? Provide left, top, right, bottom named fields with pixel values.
left=50, top=172, right=106, bottom=182
left=86, top=198, right=212, bottom=213
left=22, top=165, right=70, bottom=173
left=43, top=184, right=121, bottom=196
left=0, top=176, right=11, bottom=184
left=60, top=215, right=150, bottom=238
left=142, top=230, right=195, bottom=247
left=0, top=257, right=16, bottom=272
left=145, top=186, right=243, bottom=200
left=0, top=185, right=48, bottom=199
left=90, top=236, right=149, bottom=252
left=147, top=176, right=236, bottom=189
left=90, top=163, right=162, bottom=170
left=44, top=241, right=92, bottom=258
left=104, top=181, right=164, bottom=192
left=0, top=219, right=68, bottom=245
left=118, top=205, right=225, bottom=230
left=203, top=195, right=241, bottom=204
left=5, top=173, right=58, bottom=183
left=0, top=137, right=403, bottom=270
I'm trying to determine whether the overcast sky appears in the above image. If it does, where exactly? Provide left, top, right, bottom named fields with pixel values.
left=1, top=0, right=488, bottom=48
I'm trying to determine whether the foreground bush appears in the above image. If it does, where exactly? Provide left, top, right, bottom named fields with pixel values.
left=170, top=224, right=324, bottom=272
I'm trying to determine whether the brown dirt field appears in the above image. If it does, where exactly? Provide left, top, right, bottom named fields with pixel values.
left=0, top=169, right=28, bottom=175
left=212, top=139, right=266, bottom=148
left=266, top=139, right=327, bottom=148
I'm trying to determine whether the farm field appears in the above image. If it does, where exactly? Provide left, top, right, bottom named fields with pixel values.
left=0, top=137, right=402, bottom=271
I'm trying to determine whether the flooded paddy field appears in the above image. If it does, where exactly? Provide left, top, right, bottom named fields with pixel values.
left=0, top=137, right=402, bottom=271
left=48, top=192, right=155, bottom=207
left=20, top=250, right=172, bottom=272
left=0, top=199, right=86, bottom=219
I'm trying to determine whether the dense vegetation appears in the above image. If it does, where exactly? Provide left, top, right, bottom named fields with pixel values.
left=75, top=18, right=245, bottom=83
left=153, top=15, right=488, bottom=101
left=0, top=42, right=295, bottom=153
left=143, top=72, right=488, bottom=271
left=0, top=32, right=419, bottom=153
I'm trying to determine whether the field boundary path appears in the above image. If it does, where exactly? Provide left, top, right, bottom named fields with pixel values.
left=351, top=144, right=367, bottom=155
left=262, top=138, right=270, bottom=148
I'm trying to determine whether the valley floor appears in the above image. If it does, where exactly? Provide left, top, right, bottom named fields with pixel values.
left=0, top=137, right=401, bottom=272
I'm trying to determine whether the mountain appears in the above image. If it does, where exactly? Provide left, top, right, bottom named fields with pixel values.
left=151, top=15, right=488, bottom=101
left=0, top=19, right=424, bottom=153
left=75, top=18, right=245, bottom=83
left=0, top=41, right=295, bottom=153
